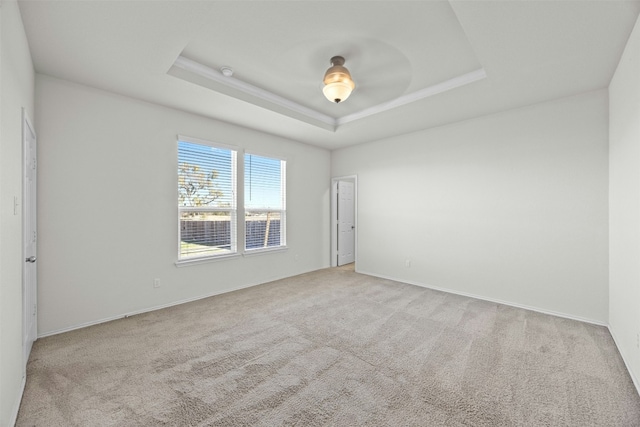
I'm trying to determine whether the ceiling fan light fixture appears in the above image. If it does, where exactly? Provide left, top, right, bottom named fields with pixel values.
left=322, top=56, right=355, bottom=104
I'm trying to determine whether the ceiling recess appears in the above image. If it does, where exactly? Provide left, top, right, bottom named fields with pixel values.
left=169, top=55, right=487, bottom=132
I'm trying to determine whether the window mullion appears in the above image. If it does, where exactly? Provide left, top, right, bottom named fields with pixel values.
left=237, top=150, right=246, bottom=254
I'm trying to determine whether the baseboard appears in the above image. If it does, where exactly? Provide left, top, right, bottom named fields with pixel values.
left=8, top=375, right=26, bottom=427
left=356, top=269, right=608, bottom=327
left=608, top=326, right=640, bottom=397
left=38, top=267, right=322, bottom=339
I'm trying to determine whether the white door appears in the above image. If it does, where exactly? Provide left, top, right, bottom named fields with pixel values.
left=337, top=180, right=355, bottom=266
left=23, top=111, right=37, bottom=370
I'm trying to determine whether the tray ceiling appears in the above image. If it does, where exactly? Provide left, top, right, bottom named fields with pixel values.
left=18, top=1, right=640, bottom=149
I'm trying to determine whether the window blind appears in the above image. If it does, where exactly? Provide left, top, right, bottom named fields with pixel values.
left=244, top=153, right=286, bottom=250
left=178, top=139, right=237, bottom=259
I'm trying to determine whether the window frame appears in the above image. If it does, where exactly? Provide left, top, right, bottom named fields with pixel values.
left=176, top=135, right=239, bottom=264
left=243, top=152, right=287, bottom=254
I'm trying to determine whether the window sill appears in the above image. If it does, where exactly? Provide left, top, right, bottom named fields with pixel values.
left=175, top=252, right=241, bottom=268
left=243, top=246, right=288, bottom=257
left=174, top=247, right=287, bottom=267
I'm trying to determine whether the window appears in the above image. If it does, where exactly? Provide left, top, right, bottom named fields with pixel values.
left=178, top=138, right=237, bottom=260
left=244, top=153, right=286, bottom=251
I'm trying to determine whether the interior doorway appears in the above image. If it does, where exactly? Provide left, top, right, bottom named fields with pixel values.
left=331, top=175, right=357, bottom=267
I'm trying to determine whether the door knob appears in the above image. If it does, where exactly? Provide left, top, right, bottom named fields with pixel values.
left=25, top=256, right=37, bottom=263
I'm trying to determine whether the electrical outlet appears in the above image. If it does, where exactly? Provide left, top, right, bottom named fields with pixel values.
left=405, top=259, right=411, bottom=268
left=153, top=278, right=161, bottom=288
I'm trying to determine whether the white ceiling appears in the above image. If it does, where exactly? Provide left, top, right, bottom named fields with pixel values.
left=18, top=0, right=640, bottom=150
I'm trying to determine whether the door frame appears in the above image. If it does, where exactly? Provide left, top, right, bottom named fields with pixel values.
left=331, top=175, right=357, bottom=268
left=22, top=108, right=37, bottom=374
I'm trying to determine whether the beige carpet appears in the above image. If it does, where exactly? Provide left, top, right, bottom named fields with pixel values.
left=16, top=265, right=640, bottom=426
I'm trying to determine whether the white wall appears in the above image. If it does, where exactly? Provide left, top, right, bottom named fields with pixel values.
left=0, top=1, right=35, bottom=426
left=609, top=13, right=640, bottom=388
left=332, top=90, right=609, bottom=324
left=35, top=75, right=330, bottom=336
